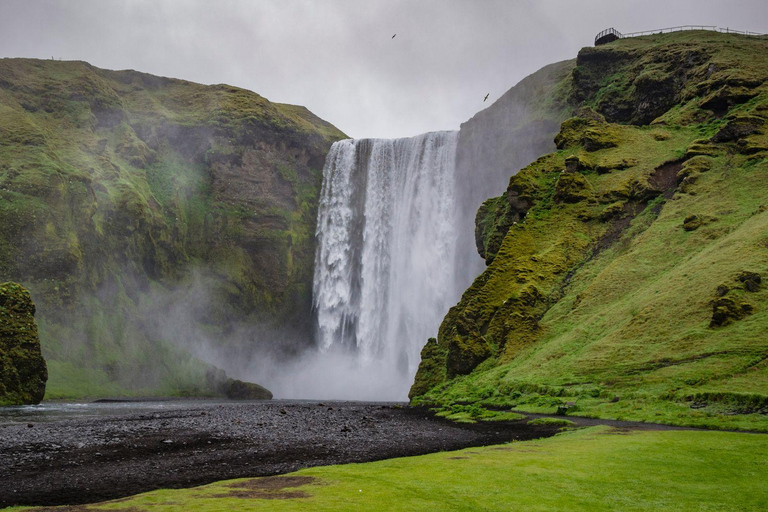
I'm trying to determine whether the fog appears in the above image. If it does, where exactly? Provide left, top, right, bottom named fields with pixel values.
left=1, top=1, right=766, bottom=138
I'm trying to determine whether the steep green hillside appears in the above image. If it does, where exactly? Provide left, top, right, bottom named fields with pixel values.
left=0, top=58, right=346, bottom=398
left=411, top=31, right=768, bottom=431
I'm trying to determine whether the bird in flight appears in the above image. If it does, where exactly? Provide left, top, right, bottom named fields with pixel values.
left=483, top=93, right=489, bottom=102
left=392, top=34, right=396, bottom=39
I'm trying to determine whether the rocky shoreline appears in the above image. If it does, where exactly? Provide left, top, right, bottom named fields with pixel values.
left=1, top=400, right=682, bottom=508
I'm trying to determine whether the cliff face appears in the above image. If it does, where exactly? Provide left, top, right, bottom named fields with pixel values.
left=0, top=282, right=47, bottom=405
left=411, top=32, right=768, bottom=430
left=453, top=60, right=575, bottom=287
left=0, top=59, right=346, bottom=397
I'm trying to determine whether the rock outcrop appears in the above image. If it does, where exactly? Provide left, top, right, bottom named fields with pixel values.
left=0, top=282, right=47, bottom=405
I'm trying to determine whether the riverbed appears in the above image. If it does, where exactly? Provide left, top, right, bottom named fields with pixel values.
left=0, top=399, right=570, bottom=508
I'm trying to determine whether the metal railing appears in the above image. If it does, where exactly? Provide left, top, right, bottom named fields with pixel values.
left=622, top=25, right=716, bottom=37
left=595, top=25, right=766, bottom=45
left=594, top=27, right=623, bottom=45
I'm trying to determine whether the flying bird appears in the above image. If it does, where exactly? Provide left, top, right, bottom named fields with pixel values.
left=392, top=34, right=396, bottom=39
left=483, top=93, right=489, bottom=102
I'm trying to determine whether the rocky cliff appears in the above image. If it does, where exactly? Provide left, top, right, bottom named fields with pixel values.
left=0, top=282, right=47, bottom=405
left=453, top=59, right=575, bottom=286
left=0, top=58, right=346, bottom=398
left=411, top=31, right=768, bottom=430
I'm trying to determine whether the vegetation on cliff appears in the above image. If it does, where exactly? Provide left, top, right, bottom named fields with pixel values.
left=0, top=282, right=47, bottom=405
left=0, top=58, right=346, bottom=398
left=411, top=31, right=768, bottom=431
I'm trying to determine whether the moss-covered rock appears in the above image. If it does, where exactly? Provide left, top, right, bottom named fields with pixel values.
left=554, top=117, right=621, bottom=152
left=711, top=116, right=765, bottom=143
left=738, top=271, right=762, bottom=293
left=410, top=32, right=768, bottom=428
left=408, top=338, right=447, bottom=400
left=554, top=171, right=592, bottom=204
left=0, top=282, right=47, bottom=405
left=223, top=379, right=273, bottom=400
left=683, top=214, right=703, bottom=231
left=710, top=296, right=754, bottom=327
left=0, top=58, right=347, bottom=398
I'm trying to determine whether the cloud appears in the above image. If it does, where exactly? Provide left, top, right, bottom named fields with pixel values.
left=1, top=0, right=766, bottom=138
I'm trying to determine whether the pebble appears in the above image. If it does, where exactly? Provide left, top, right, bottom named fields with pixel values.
left=0, top=401, right=556, bottom=509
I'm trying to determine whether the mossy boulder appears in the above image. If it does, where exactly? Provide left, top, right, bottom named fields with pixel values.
left=475, top=195, right=513, bottom=264
left=710, top=296, right=754, bottom=327
left=683, top=214, right=703, bottom=231
left=0, top=282, right=47, bottom=405
left=205, top=367, right=272, bottom=400
left=554, top=117, right=620, bottom=152
left=685, top=139, right=719, bottom=158
left=447, top=331, right=492, bottom=378
left=594, top=157, right=637, bottom=175
left=677, top=156, right=714, bottom=194
left=682, top=214, right=717, bottom=232
left=711, top=116, right=764, bottom=143
left=554, top=172, right=592, bottom=204
left=224, top=379, right=273, bottom=400
left=738, top=271, right=762, bottom=293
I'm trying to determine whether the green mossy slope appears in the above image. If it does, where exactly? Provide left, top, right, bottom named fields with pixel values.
left=411, top=31, right=768, bottom=431
left=0, top=282, right=47, bottom=405
left=0, top=58, right=346, bottom=398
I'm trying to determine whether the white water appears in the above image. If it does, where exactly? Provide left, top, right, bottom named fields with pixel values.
left=310, top=131, right=463, bottom=400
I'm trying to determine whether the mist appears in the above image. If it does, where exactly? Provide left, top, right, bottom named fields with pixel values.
left=1, top=1, right=766, bottom=138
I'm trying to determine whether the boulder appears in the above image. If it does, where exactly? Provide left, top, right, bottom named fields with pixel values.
left=0, top=282, right=48, bottom=405
left=710, top=297, right=753, bottom=328
left=738, top=271, right=762, bottom=292
left=205, top=366, right=272, bottom=400
left=683, top=214, right=703, bottom=231
left=554, top=172, right=592, bottom=204
left=224, top=379, right=273, bottom=400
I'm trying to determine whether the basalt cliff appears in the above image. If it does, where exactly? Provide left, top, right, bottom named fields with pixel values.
left=411, top=31, right=768, bottom=430
left=0, top=58, right=345, bottom=398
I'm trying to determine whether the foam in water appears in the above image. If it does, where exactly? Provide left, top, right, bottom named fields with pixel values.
left=309, top=131, right=462, bottom=400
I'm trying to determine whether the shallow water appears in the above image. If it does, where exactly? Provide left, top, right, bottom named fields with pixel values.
left=0, top=398, right=402, bottom=426
left=0, top=399, right=241, bottom=425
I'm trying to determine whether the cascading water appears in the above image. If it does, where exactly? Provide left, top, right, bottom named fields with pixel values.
left=311, top=131, right=463, bottom=399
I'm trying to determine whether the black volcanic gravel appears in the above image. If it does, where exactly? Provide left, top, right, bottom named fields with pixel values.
left=0, top=400, right=684, bottom=508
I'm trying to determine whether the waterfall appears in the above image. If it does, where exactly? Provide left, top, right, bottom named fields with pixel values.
left=312, top=131, right=462, bottom=399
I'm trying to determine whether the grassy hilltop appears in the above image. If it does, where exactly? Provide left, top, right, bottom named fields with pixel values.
left=0, top=59, right=346, bottom=398
left=411, top=31, right=768, bottom=431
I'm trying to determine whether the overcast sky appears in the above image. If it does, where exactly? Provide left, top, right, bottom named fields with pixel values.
left=1, top=0, right=766, bottom=138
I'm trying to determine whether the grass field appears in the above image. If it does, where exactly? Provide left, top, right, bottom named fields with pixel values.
left=9, top=426, right=767, bottom=511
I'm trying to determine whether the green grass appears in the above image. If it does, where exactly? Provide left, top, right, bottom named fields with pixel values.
left=9, top=427, right=767, bottom=511
left=433, top=403, right=525, bottom=423
left=527, top=417, right=575, bottom=427
left=411, top=31, right=768, bottom=431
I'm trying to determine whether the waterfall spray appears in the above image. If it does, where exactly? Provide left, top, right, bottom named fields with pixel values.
left=311, top=131, right=462, bottom=399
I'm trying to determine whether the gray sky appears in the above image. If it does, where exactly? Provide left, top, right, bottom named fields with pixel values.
left=1, top=0, right=766, bottom=138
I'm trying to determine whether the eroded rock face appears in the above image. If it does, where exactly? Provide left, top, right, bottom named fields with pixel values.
left=0, top=59, right=346, bottom=395
left=0, top=282, right=47, bottom=405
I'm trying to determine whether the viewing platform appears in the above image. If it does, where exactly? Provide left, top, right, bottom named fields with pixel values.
left=595, top=25, right=766, bottom=46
